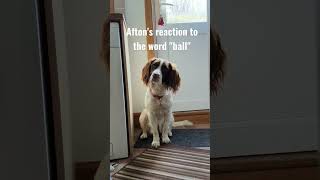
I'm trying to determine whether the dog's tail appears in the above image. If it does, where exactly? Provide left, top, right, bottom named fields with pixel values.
left=173, top=120, right=193, bottom=127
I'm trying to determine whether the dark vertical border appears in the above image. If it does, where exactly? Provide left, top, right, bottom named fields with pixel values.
left=316, top=0, right=320, bottom=156
left=105, top=0, right=111, bottom=176
left=209, top=0, right=213, bottom=178
left=35, top=0, right=65, bottom=179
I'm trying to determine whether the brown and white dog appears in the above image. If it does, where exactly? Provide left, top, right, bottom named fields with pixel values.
left=139, top=58, right=186, bottom=148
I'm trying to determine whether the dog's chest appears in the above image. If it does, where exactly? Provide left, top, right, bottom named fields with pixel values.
left=153, top=97, right=168, bottom=108
left=147, top=96, right=171, bottom=111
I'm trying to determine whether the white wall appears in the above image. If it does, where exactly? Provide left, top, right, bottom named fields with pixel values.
left=157, top=22, right=210, bottom=111
left=124, top=0, right=210, bottom=112
left=62, top=0, right=108, bottom=162
left=125, top=0, right=149, bottom=113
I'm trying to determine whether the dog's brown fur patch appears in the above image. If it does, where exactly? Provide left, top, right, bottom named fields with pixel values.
left=141, top=58, right=156, bottom=85
left=167, top=63, right=181, bottom=93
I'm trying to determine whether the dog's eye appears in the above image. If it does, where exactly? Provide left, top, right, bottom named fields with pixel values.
left=151, top=62, right=159, bottom=69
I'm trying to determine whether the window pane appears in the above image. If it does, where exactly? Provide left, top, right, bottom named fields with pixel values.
left=162, top=0, right=207, bottom=24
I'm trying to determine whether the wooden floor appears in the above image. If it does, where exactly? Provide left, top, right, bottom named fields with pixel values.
left=107, top=155, right=320, bottom=180
left=93, top=110, right=320, bottom=180
left=108, top=112, right=211, bottom=179
left=110, top=148, right=146, bottom=176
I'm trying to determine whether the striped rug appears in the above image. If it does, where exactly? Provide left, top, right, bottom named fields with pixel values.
left=112, top=147, right=210, bottom=180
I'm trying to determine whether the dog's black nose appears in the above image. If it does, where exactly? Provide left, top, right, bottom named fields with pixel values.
left=152, top=74, right=160, bottom=81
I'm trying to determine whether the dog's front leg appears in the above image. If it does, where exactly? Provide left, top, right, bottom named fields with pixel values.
left=161, top=112, right=171, bottom=144
left=168, top=113, right=174, bottom=137
left=149, top=112, right=160, bottom=148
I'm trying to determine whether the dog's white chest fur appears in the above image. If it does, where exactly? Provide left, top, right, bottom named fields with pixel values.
left=140, top=90, right=174, bottom=148
left=145, top=91, right=172, bottom=111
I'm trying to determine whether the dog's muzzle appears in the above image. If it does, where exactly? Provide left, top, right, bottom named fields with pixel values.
left=152, top=74, right=160, bottom=82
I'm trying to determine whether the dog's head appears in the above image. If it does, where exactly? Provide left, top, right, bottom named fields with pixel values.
left=142, top=58, right=181, bottom=93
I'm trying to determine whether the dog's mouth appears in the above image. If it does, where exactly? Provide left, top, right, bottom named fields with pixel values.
left=152, top=78, right=159, bottom=83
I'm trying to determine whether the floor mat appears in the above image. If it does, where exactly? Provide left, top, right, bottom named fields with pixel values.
left=134, top=129, right=210, bottom=148
left=112, top=147, right=210, bottom=180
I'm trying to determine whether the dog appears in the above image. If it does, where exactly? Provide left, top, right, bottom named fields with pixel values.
left=139, top=58, right=191, bottom=148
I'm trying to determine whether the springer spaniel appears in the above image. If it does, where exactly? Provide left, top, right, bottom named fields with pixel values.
left=139, top=58, right=183, bottom=148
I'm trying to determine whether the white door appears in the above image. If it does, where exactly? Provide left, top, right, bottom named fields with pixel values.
left=155, top=0, right=210, bottom=112
left=110, top=23, right=129, bottom=160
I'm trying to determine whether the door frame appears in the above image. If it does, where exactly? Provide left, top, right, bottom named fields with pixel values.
left=109, top=13, right=135, bottom=159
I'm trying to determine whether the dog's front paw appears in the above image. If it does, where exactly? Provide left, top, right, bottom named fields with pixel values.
left=168, top=131, right=172, bottom=137
left=140, top=133, right=148, bottom=139
left=151, top=140, right=160, bottom=148
left=162, top=136, right=171, bottom=144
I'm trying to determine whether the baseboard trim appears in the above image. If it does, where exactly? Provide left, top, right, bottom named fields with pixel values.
left=133, top=109, right=210, bottom=128
left=211, top=151, right=319, bottom=173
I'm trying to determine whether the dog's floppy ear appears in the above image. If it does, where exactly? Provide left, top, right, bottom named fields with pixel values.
left=168, top=63, right=181, bottom=93
left=141, top=58, right=156, bottom=85
left=211, top=28, right=226, bottom=95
